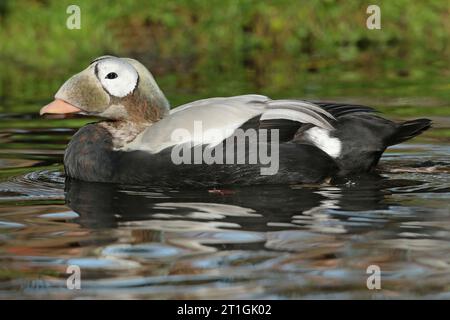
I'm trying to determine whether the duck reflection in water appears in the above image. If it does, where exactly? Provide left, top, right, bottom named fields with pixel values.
left=64, top=173, right=420, bottom=232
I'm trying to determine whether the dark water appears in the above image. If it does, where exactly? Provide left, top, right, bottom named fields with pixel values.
left=0, top=105, right=449, bottom=299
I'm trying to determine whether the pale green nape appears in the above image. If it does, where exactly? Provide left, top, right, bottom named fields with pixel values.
left=122, top=58, right=171, bottom=118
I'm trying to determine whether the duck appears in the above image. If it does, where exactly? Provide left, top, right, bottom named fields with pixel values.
left=40, top=56, right=431, bottom=187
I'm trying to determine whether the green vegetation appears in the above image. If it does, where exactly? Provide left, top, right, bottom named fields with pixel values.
left=0, top=0, right=449, bottom=114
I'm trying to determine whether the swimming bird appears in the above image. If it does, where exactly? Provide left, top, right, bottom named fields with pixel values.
left=40, top=56, right=431, bottom=187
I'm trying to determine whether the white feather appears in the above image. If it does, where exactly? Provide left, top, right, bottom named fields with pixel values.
left=261, top=109, right=331, bottom=129
left=123, top=95, right=335, bottom=153
left=304, top=127, right=342, bottom=158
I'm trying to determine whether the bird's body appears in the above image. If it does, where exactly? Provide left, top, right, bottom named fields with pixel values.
left=40, top=56, right=431, bottom=187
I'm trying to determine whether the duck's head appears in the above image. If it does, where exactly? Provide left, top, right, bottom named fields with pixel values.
left=40, top=56, right=170, bottom=122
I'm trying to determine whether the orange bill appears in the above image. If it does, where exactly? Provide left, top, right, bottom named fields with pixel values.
left=40, top=99, right=82, bottom=115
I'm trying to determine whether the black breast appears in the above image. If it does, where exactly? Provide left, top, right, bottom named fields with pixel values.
left=64, top=123, right=117, bottom=182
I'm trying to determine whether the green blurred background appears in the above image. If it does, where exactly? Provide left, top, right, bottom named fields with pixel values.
left=0, top=0, right=449, bottom=124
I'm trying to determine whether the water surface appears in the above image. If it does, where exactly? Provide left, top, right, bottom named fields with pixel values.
left=0, top=99, right=449, bottom=299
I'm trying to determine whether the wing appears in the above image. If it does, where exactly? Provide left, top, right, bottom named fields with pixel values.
left=124, top=95, right=335, bottom=153
left=308, top=101, right=377, bottom=117
left=239, top=101, right=378, bottom=143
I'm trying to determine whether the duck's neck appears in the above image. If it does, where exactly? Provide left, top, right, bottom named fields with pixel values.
left=98, top=120, right=150, bottom=149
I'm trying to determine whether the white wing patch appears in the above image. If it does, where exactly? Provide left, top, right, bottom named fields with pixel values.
left=304, top=127, right=342, bottom=158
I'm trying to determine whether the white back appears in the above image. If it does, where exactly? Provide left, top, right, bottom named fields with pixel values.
left=123, top=95, right=335, bottom=153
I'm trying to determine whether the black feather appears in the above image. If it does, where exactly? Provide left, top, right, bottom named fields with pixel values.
left=309, top=101, right=377, bottom=118
left=387, top=118, right=432, bottom=146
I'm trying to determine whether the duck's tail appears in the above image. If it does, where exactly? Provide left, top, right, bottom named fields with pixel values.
left=387, top=118, right=432, bottom=146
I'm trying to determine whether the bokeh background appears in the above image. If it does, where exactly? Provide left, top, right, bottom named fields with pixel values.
left=0, top=0, right=449, bottom=134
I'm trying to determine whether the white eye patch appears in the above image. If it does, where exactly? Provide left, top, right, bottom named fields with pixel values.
left=96, top=58, right=138, bottom=98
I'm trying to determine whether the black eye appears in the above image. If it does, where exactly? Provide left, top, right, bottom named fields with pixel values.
left=105, top=72, right=118, bottom=79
